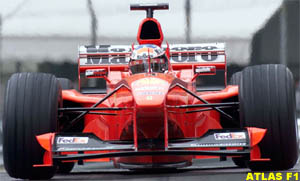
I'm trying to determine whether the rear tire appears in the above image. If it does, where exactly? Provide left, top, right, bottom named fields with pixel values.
left=3, top=73, right=61, bottom=179
left=58, top=78, right=74, bottom=90
left=229, top=71, right=242, bottom=85
left=238, top=64, right=299, bottom=171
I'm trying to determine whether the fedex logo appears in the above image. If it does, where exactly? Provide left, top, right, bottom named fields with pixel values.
left=57, top=137, right=89, bottom=144
left=214, top=132, right=246, bottom=140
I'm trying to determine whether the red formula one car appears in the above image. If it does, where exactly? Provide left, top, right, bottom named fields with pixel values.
left=2, top=3, right=299, bottom=180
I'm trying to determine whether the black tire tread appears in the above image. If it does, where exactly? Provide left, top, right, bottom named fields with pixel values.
left=58, top=78, right=74, bottom=90
left=229, top=71, right=242, bottom=85
left=239, top=64, right=298, bottom=170
left=56, top=162, right=75, bottom=174
left=3, top=73, right=61, bottom=179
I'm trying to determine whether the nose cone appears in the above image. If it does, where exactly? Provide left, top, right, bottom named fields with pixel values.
left=131, top=77, right=170, bottom=107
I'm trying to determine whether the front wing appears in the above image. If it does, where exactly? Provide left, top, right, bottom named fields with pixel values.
left=34, top=128, right=269, bottom=167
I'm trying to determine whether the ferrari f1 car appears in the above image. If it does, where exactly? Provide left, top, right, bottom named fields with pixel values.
left=3, top=3, right=299, bottom=180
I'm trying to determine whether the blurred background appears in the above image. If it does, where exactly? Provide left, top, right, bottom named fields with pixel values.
left=0, top=0, right=299, bottom=164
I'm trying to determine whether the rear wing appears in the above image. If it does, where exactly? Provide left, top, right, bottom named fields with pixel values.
left=167, top=43, right=226, bottom=70
left=78, top=43, right=226, bottom=73
left=78, top=45, right=131, bottom=73
left=79, top=43, right=226, bottom=92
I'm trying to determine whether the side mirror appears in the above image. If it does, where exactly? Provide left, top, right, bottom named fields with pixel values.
left=192, top=66, right=216, bottom=81
left=194, top=66, right=216, bottom=75
left=85, top=69, right=107, bottom=77
left=85, top=69, right=110, bottom=83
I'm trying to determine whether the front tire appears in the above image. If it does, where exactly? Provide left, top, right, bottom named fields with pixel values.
left=56, top=162, right=75, bottom=174
left=239, top=64, right=298, bottom=171
left=3, top=73, right=61, bottom=179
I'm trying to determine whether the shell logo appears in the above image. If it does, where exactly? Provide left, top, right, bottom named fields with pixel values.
left=132, top=77, right=167, bottom=87
left=131, top=77, right=170, bottom=106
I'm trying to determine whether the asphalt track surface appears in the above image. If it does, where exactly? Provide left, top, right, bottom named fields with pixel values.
left=0, top=158, right=299, bottom=181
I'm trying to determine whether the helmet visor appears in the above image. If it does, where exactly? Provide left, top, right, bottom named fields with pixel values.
left=129, top=59, right=149, bottom=74
left=150, top=56, right=168, bottom=73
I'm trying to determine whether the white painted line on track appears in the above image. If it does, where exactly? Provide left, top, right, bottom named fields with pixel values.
left=298, top=118, right=300, bottom=140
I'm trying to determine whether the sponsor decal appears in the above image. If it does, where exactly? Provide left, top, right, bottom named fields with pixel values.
left=214, top=132, right=246, bottom=140
left=134, top=86, right=164, bottom=91
left=79, top=43, right=225, bottom=65
left=245, top=172, right=299, bottom=181
left=83, top=45, right=131, bottom=53
left=168, top=44, right=225, bottom=63
left=170, top=54, right=221, bottom=63
left=80, top=44, right=224, bottom=54
left=81, top=57, right=130, bottom=65
left=132, top=77, right=167, bottom=87
left=169, top=46, right=218, bottom=51
left=132, top=78, right=168, bottom=98
left=57, top=147, right=115, bottom=151
left=57, top=137, right=89, bottom=144
left=190, top=142, right=247, bottom=147
left=56, top=145, right=134, bottom=151
left=136, top=91, right=164, bottom=95
left=79, top=54, right=224, bottom=65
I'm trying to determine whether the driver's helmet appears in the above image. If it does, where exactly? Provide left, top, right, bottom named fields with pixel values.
left=129, top=44, right=168, bottom=74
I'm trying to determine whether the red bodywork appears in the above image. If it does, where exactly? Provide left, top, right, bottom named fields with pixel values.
left=36, top=4, right=268, bottom=168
